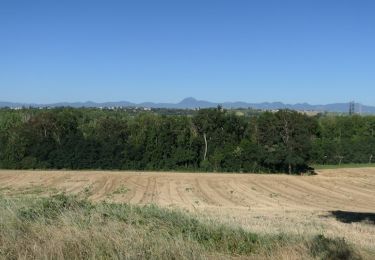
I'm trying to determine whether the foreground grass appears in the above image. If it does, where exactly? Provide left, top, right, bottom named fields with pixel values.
left=0, top=194, right=363, bottom=260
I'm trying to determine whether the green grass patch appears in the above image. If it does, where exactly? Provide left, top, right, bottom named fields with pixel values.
left=112, top=185, right=130, bottom=195
left=312, top=163, right=375, bottom=170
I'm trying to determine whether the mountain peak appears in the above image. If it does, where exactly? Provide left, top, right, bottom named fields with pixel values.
left=180, top=97, right=197, bottom=103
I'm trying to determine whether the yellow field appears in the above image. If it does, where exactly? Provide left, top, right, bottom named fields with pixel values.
left=1, top=168, right=374, bottom=252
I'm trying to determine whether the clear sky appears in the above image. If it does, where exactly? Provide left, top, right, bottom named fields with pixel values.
left=0, top=0, right=374, bottom=105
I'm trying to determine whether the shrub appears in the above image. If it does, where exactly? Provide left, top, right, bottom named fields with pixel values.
left=308, top=235, right=362, bottom=260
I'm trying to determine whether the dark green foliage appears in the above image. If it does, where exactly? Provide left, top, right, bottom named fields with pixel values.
left=308, top=235, right=361, bottom=260
left=1, top=107, right=374, bottom=173
left=311, top=115, right=375, bottom=165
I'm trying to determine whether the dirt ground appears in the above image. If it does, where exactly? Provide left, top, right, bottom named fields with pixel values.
left=1, top=168, right=374, bottom=251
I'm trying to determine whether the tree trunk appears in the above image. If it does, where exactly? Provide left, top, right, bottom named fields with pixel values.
left=288, top=163, right=292, bottom=175
left=203, top=133, right=208, bottom=161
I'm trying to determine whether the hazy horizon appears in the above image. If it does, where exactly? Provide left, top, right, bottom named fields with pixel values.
left=1, top=98, right=373, bottom=107
left=1, top=97, right=373, bottom=108
left=1, top=1, right=374, bottom=105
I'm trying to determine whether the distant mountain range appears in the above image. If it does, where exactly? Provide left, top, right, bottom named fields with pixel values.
left=1, top=97, right=374, bottom=114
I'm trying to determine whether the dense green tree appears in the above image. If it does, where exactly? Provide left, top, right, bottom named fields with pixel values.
left=0, top=107, right=373, bottom=173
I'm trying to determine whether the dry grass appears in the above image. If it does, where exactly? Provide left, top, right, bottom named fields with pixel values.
left=196, top=208, right=375, bottom=254
left=0, top=194, right=364, bottom=260
left=0, top=196, right=206, bottom=259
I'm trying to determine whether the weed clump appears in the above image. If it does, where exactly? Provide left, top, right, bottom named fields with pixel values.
left=308, top=235, right=362, bottom=260
left=17, top=193, right=93, bottom=221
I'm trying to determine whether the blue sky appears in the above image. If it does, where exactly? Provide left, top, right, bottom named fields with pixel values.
left=0, top=0, right=374, bottom=105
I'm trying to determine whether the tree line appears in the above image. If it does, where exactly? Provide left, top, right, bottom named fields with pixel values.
left=0, top=107, right=374, bottom=173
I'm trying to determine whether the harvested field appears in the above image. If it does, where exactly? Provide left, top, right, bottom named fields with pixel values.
left=1, top=168, right=375, bottom=252
left=1, top=168, right=374, bottom=211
